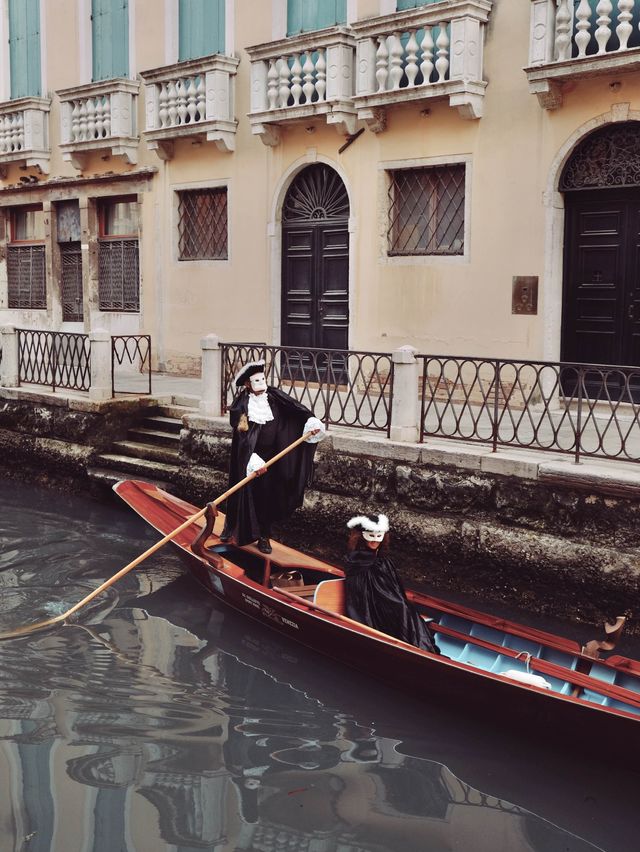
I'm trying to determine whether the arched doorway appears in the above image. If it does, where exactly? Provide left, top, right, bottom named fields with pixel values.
left=561, top=122, right=640, bottom=378
left=281, top=164, right=350, bottom=360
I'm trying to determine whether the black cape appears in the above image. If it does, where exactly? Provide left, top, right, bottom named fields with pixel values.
left=224, top=387, right=318, bottom=546
left=343, top=549, right=440, bottom=654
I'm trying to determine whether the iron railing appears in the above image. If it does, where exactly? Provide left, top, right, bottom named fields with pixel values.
left=419, top=355, right=640, bottom=464
left=17, top=329, right=91, bottom=392
left=111, top=335, right=152, bottom=396
left=221, top=343, right=393, bottom=434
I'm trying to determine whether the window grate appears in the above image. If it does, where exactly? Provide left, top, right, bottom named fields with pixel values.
left=98, top=239, right=139, bottom=311
left=61, top=243, right=84, bottom=322
left=178, top=188, right=228, bottom=260
left=387, top=164, right=465, bottom=256
left=7, top=245, right=46, bottom=309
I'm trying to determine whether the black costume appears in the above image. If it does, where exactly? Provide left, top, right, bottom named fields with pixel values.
left=344, top=549, right=439, bottom=654
left=224, top=386, right=318, bottom=546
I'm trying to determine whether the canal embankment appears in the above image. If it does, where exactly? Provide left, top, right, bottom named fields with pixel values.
left=2, top=385, right=640, bottom=633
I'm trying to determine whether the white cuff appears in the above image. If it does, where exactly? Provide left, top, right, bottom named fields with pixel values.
left=246, top=453, right=266, bottom=476
left=303, top=416, right=326, bottom=443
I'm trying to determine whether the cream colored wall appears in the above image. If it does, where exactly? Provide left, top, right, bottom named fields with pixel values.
left=2, top=0, right=639, bottom=370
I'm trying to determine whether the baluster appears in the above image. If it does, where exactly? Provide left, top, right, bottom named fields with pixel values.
left=554, top=0, right=572, bottom=60
left=405, top=30, right=419, bottom=87
left=86, top=97, right=96, bottom=139
left=177, top=79, right=188, bottom=125
left=186, top=77, right=197, bottom=123
left=0, top=116, right=7, bottom=153
left=575, top=0, right=593, bottom=57
left=103, top=95, right=111, bottom=137
left=278, top=56, right=291, bottom=108
left=420, top=27, right=434, bottom=85
left=267, top=60, right=279, bottom=109
left=167, top=80, right=178, bottom=126
left=617, top=0, right=634, bottom=50
left=95, top=96, right=104, bottom=138
left=316, top=48, right=326, bottom=102
left=196, top=75, right=206, bottom=121
left=78, top=100, right=87, bottom=141
left=16, top=112, right=24, bottom=150
left=435, top=23, right=449, bottom=82
left=71, top=101, right=80, bottom=141
left=302, top=52, right=315, bottom=104
left=290, top=54, right=303, bottom=105
left=389, top=32, right=404, bottom=90
left=595, top=0, right=613, bottom=54
left=158, top=83, right=169, bottom=127
left=376, top=36, right=389, bottom=92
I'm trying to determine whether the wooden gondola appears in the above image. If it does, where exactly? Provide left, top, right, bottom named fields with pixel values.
left=114, top=479, right=640, bottom=756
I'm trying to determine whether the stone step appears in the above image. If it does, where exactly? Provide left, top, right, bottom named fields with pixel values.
left=88, top=466, right=177, bottom=494
left=127, top=426, right=181, bottom=448
left=111, top=440, right=180, bottom=465
left=141, top=415, right=182, bottom=435
left=94, top=453, right=180, bottom=478
left=168, top=394, right=199, bottom=409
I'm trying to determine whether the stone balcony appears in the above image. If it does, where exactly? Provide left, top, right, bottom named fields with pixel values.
left=526, top=0, right=640, bottom=109
left=57, top=78, right=140, bottom=170
left=351, top=0, right=492, bottom=129
left=140, top=54, right=240, bottom=158
left=0, top=97, right=51, bottom=176
left=247, top=27, right=357, bottom=146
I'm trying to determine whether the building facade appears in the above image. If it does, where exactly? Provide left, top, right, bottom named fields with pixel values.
left=0, top=0, right=638, bottom=376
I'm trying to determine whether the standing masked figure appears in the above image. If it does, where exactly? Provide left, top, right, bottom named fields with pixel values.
left=222, top=360, right=325, bottom=553
left=343, top=514, right=440, bottom=654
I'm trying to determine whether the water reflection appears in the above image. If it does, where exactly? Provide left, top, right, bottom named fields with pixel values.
left=0, top=482, right=631, bottom=851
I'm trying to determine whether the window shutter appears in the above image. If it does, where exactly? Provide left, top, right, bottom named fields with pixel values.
left=287, top=0, right=346, bottom=36
left=9, top=0, right=41, bottom=99
left=396, top=0, right=440, bottom=9
left=179, top=0, right=225, bottom=62
left=92, top=0, right=129, bottom=81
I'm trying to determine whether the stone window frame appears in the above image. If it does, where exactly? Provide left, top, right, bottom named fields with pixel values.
left=171, top=177, right=232, bottom=268
left=96, top=193, right=141, bottom=313
left=177, top=186, right=228, bottom=262
left=378, top=154, right=472, bottom=266
left=6, top=203, right=47, bottom=310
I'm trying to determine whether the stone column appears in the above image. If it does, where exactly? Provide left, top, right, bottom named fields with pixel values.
left=89, top=329, right=112, bottom=401
left=389, top=345, right=419, bottom=443
left=0, top=325, right=19, bottom=387
left=199, top=333, right=222, bottom=417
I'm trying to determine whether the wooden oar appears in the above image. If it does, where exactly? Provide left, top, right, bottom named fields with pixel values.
left=0, top=430, right=316, bottom=641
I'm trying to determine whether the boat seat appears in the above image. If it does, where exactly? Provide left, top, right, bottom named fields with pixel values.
left=602, top=697, right=640, bottom=716
left=469, top=623, right=505, bottom=645
left=313, top=579, right=346, bottom=615
left=439, top=613, right=473, bottom=635
left=433, top=634, right=466, bottom=661
left=502, top=634, right=543, bottom=658
left=615, top=673, right=640, bottom=696
left=540, top=647, right=579, bottom=671
left=588, top=663, right=618, bottom=686
left=459, top=643, right=497, bottom=672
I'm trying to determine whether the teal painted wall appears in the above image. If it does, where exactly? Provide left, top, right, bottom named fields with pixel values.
left=179, top=0, right=225, bottom=61
left=92, top=0, right=129, bottom=81
left=9, top=0, right=41, bottom=99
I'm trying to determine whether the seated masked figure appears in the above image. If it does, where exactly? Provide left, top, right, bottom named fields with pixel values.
left=221, top=360, right=325, bottom=554
left=343, top=513, right=440, bottom=654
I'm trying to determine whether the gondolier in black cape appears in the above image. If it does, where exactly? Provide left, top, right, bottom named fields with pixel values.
left=221, top=359, right=325, bottom=553
left=343, top=513, right=440, bottom=654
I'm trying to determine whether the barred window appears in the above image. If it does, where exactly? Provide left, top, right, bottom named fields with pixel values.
left=178, top=188, right=228, bottom=260
left=387, top=164, right=465, bottom=256
left=98, top=197, right=140, bottom=312
left=8, top=206, right=46, bottom=309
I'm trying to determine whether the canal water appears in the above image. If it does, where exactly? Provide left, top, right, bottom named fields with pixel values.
left=0, top=480, right=637, bottom=852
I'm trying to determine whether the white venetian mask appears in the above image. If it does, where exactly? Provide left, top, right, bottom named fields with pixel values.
left=249, top=372, right=267, bottom=393
left=362, top=530, right=385, bottom=542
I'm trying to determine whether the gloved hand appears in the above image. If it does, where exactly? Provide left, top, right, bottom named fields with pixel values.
left=303, top=416, right=326, bottom=443
left=246, top=453, right=268, bottom=477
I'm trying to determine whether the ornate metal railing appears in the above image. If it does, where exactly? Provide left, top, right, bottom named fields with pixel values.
left=221, top=343, right=393, bottom=434
left=17, top=329, right=91, bottom=392
left=419, top=354, right=640, bottom=463
left=111, top=335, right=152, bottom=396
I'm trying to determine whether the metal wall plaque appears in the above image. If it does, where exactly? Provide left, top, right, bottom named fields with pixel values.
left=512, top=276, right=538, bottom=315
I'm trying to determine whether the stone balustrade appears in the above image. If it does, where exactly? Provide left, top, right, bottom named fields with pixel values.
left=527, top=0, right=640, bottom=108
left=351, top=0, right=492, bottom=127
left=57, top=78, right=139, bottom=170
left=247, top=28, right=357, bottom=146
left=0, top=97, right=51, bottom=176
left=141, top=54, right=239, bottom=157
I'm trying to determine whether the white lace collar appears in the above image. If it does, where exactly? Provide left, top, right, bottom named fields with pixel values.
left=247, top=392, right=274, bottom=424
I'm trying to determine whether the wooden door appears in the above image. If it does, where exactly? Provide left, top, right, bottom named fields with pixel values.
left=562, top=190, right=640, bottom=397
left=281, top=165, right=349, bottom=379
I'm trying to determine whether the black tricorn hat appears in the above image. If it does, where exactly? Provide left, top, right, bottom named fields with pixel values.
left=234, top=360, right=266, bottom=388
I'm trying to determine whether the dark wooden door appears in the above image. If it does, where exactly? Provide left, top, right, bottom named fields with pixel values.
left=562, top=190, right=640, bottom=397
left=281, top=165, right=350, bottom=380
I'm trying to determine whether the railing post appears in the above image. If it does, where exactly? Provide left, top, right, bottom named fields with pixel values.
left=574, top=365, right=583, bottom=464
left=0, top=325, right=19, bottom=388
left=89, top=329, right=112, bottom=401
left=200, top=333, right=222, bottom=417
left=492, top=359, right=500, bottom=453
left=390, top=345, right=419, bottom=443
